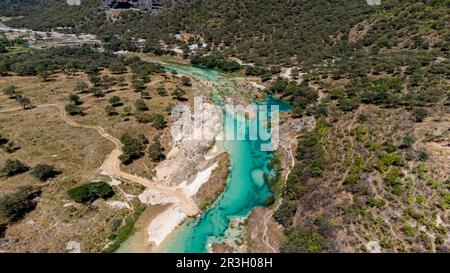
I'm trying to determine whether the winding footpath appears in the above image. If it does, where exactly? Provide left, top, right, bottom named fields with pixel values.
left=1, top=98, right=199, bottom=217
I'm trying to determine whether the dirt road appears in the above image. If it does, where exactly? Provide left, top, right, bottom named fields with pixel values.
left=0, top=101, right=200, bottom=216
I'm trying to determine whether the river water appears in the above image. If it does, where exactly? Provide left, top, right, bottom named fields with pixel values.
left=157, top=62, right=290, bottom=252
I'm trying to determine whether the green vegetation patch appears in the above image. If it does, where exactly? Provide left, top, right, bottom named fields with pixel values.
left=67, top=182, right=114, bottom=205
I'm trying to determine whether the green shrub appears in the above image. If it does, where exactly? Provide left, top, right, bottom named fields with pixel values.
left=181, top=76, right=192, bottom=87
left=67, top=182, right=114, bottom=204
left=401, top=224, right=415, bottom=236
left=0, top=186, right=40, bottom=224
left=105, top=105, right=118, bottom=116
left=30, top=164, right=59, bottom=181
left=412, top=107, right=428, bottom=122
left=401, top=136, right=415, bottom=149
left=273, top=200, right=297, bottom=227
left=281, top=228, right=325, bottom=253
left=150, top=114, right=167, bottom=129
left=367, top=198, right=386, bottom=208
left=119, top=133, right=146, bottom=165
left=148, top=141, right=165, bottom=162
left=343, top=174, right=361, bottom=186
left=65, top=103, right=83, bottom=116
left=134, top=99, right=148, bottom=111
left=1, top=159, right=29, bottom=176
left=108, top=96, right=122, bottom=107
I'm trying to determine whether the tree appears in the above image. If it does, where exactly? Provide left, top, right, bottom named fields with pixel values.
left=1, top=159, right=29, bottom=176
left=0, top=186, right=40, bottom=223
left=90, top=87, right=104, bottom=98
left=401, top=136, right=415, bottom=149
left=2, top=85, right=18, bottom=99
left=18, top=97, right=34, bottom=110
left=290, top=68, right=300, bottom=79
left=0, top=43, right=7, bottom=54
left=280, top=228, right=326, bottom=253
left=132, top=79, right=146, bottom=92
left=101, top=76, right=114, bottom=93
left=273, top=200, right=297, bottom=227
left=148, top=141, right=165, bottom=162
left=413, top=108, right=428, bottom=122
left=74, top=80, right=89, bottom=93
left=109, top=62, right=127, bottom=74
left=181, top=76, right=192, bottom=87
left=0, top=134, right=8, bottom=146
left=141, top=91, right=151, bottom=99
left=65, top=103, right=83, bottom=116
left=172, top=87, right=187, bottom=101
left=119, top=133, right=146, bottom=164
left=150, top=114, right=167, bottom=129
left=135, top=112, right=152, bottom=123
left=69, top=94, right=81, bottom=105
left=89, top=75, right=101, bottom=87
left=117, top=76, right=127, bottom=88
left=105, top=105, right=118, bottom=116
left=123, top=106, right=132, bottom=116
left=134, top=99, right=148, bottom=111
left=108, top=96, right=122, bottom=107
left=36, top=64, right=49, bottom=82
left=157, top=86, right=167, bottom=96
left=67, top=182, right=114, bottom=205
left=30, top=164, right=59, bottom=181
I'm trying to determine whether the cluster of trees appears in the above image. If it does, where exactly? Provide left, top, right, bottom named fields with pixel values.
left=129, top=58, right=165, bottom=82
left=0, top=186, right=41, bottom=226
left=2, top=85, right=34, bottom=109
left=105, top=96, right=122, bottom=116
left=118, top=133, right=166, bottom=165
left=171, top=87, right=187, bottom=101
left=65, top=103, right=83, bottom=116
left=67, top=181, right=114, bottom=205
left=245, top=66, right=280, bottom=81
left=0, top=0, right=100, bottom=29
left=148, top=140, right=165, bottom=162
left=0, top=37, right=27, bottom=55
left=1, top=159, right=29, bottom=176
left=0, top=46, right=106, bottom=76
left=281, top=228, right=325, bottom=253
left=30, top=164, right=60, bottom=181
left=134, top=112, right=167, bottom=129
left=65, top=93, right=84, bottom=116
left=319, top=49, right=447, bottom=121
left=190, top=54, right=241, bottom=72
left=269, top=78, right=319, bottom=117
left=274, top=126, right=326, bottom=228
left=1, top=159, right=59, bottom=181
left=280, top=215, right=336, bottom=253
left=118, top=133, right=148, bottom=165
left=0, top=133, right=20, bottom=153
left=2, top=1, right=448, bottom=69
left=83, top=0, right=375, bottom=66
left=0, top=45, right=164, bottom=84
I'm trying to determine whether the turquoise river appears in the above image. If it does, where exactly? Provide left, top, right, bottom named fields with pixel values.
left=158, top=62, right=290, bottom=253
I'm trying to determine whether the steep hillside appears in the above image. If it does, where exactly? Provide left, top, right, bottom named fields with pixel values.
left=268, top=0, right=450, bottom=253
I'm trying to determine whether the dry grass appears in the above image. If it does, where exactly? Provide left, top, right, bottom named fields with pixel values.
left=0, top=69, right=197, bottom=252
